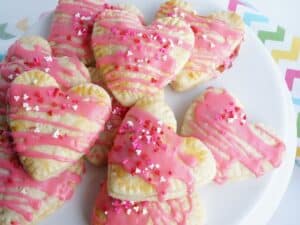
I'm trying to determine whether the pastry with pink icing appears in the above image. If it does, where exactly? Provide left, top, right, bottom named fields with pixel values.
left=108, top=95, right=216, bottom=201
left=157, top=0, right=245, bottom=91
left=0, top=36, right=91, bottom=91
left=0, top=125, right=84, bottom=225
left=181, top=88, right=285, bottom=183
left=0, top=36, right=91, bottom=143
left=8, top=70, right=111, bottom=181
left=92, top=183, right=205, bottom=225
left=86, top=97, right=129, bottom=167
left=92, top=7, right=195, bottom=106
left=48, top=0, right=107, bottom=65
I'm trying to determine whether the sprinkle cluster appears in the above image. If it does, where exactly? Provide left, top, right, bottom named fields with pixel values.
left=103, top=198, right=149, bottom=216
left=216, top=101, right=247, bottom=125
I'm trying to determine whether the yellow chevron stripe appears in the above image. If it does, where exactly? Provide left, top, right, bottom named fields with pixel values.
left=272, top=37, right=300, bottom=63
left=297, top=147, right=300, bottom=157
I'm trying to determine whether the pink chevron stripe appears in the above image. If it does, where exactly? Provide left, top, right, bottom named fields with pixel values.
left=228, top=0, right=249, bottom=11
left=286, top=69, right=300, bottom=91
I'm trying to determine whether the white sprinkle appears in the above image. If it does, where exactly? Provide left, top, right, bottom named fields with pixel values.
left=22, top=102, right=31, bottom=111
left=149, top=164, right=155, bottom=170
left=133, top=206, right=139, bottom=212
left=81, top=16, right=92, bottom=21
left=157, top=120, right=163, bottom=126
left=160, top=176, right=167, bottom=183
left=126, top=209, right=132, bottom=215
left=77, top=30, right=83, bottom=36
left=126, top=50, right=133, bottom=57
left=162, top=38, right=167, bottom=43
left=156, top=127, right=162, bottom=133
left=137, top=33, right=143, bottom=37
left=142, top=208, right=148, bottom=215
left=75, top=12, right=81, bottom=18
left=8, top=74, right=14, bottom=80
left=104, top=211, right=108, bottom=215
left=52, top=129, right=60, bottom=139
left=72, top=104, right=78, bottom=111
left=23, top=94, right=29, bottom=100
left=20, top=188, right=27, bottom=194
left=156, top=24, right=163, bottom=30
left=202, top=34, right=208, bottom=40
left=34, top=127, right=40, bottom=133
left=227, top=118, right=236, bottom=123
left=14, top=96, right=20, bottom=102
left=180, top=12, right=185, bottom=17
left=127, top=120, right=134, bottom=127
left=145, top=135, right=151, bottom=142
left=44, top=56, right=53, bottom=62
left=106, top=124, right=113, bottom=130
left=162, top=55, right=168, bottom=61
left=135, top=149, right=142, bottom=156
left=44, top=67, right=50, bottom=73
left=135, top=168, right=141, bottom=174
left=33, top=105, right=40, bottom=112
left=66, top=95, right=70, bottom=100
left=155, top=164, right=160, bottom=169
left=210, top=42, right=216, bottom=48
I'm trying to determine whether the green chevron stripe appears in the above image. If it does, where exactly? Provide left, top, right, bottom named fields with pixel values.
left=258, top=26, right=285, bottom=44
left=0, top=23, right=15, bottom=40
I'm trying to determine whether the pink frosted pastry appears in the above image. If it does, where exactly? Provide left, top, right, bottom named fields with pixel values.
left=157, top=0, right=245, bottom=91
left=91, top=183, right=205, bottom=225
left=86, top=98, right=129, bottom=166
left=181, top=88, right=285, bottom=183
left=92, top=7, right=195, bottom=106
left=0, top=36, right=90, bottom=90
left=0, top=126, right=84, bottom=225
left=8, top=70, right=111, bottom=181
left=107, top=95, right=216, bottom=201
left=48, top=0, right=107, bottom=65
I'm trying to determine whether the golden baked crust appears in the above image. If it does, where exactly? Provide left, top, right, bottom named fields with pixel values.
left=157, top=0, right=245, bottom=91
left=107, top=96, right=216, bottom=201
left=92, top=8, right=194, bottom=106
left=8, top=70, right=111, bottom=181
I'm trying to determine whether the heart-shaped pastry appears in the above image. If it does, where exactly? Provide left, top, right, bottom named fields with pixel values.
left=48, top=0, right=107, bottom=65
left=181, top=87, right=285, bottom=183
left=92, top=183, right=205, bottom=225
left=108, top=95, right=216, bottom=201
left=157, top=0, right=245, bottom=91
left=86, top=67, right=129, bottom=166
left=0, top=126, right=84, bottom=225
left=86, top=97, right=129, bottom=166
left=92, top=7, right=195, bottom=106
left=1, top=36, right=90, bottom=90
left=8, top=70, right=111, bottom=180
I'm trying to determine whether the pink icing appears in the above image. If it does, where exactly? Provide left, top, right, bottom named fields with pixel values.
left=189, top=88, right=285, bottom=183
left=92, top=183, right=193, bottom=225
left=159, top=4, right=244, bottom=78
left=8, top=84, right=111, bottom=162
left=1, top=40, right=89, bottom=90
left=48, top=0, right=107, bottom=62
left=108, top=107, right=198, bottom=200
left=92, top=8, right=193, bottom=93
left=0, top=129, right=83, bottom=222
left=88, top=99, right=129, bottom=164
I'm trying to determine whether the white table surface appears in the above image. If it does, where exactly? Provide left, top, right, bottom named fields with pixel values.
left=0, top=0, right=299, bottom=224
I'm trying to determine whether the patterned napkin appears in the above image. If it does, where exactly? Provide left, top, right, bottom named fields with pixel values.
left=226, top=0, right=300, bottom=165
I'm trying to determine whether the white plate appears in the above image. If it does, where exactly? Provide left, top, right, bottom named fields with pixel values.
left=26, top=1, right=297, bottom=225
